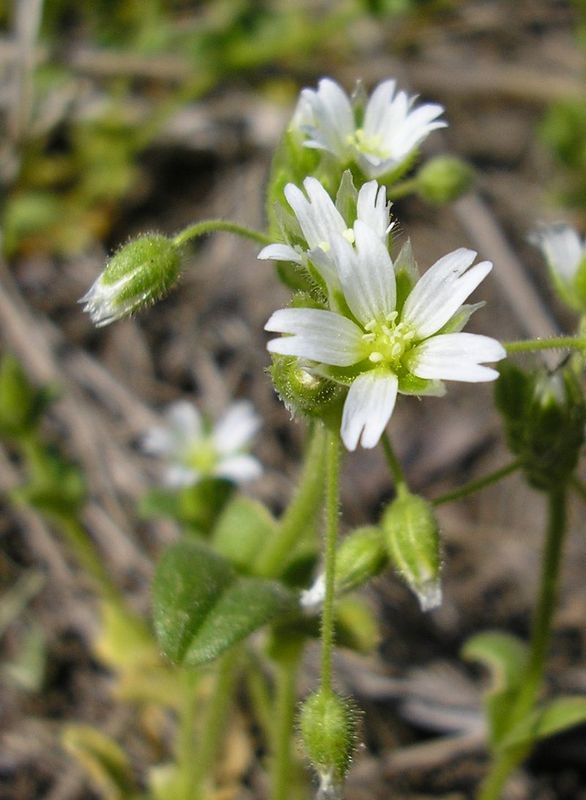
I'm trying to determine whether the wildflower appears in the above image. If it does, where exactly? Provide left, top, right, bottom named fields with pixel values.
left=265, top=223, right=505, bottom=451
left=292, top=78, right=446, bottom=179
left=80, top=234, right=181, bottom=327
left=530, top=223, right=586, bottom=312
left=143, top=400, right=262, bottom=487
left=259, top=176, right=392, bottom=293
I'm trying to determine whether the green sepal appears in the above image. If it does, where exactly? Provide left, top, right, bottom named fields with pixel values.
left=573, top=256, right=586, bottom=312
left=212, top=495, right=277, bottom=573
left=438, top=302, right=484, bottom=334
left=335, top=170, right=358, bottom=224
left=300, top=689, right=358, bottom=783
left=62, top=725, right=137, bottom=800
left=462, top=631, right=528, bottom=745
left=94, top=600, right=157, bottom=672
left=397, top=370, right=446, bottom=397
left=153, top=539, right=296, bottom=666
left=499, top=696, right=586, bottom=752
left=393, top=240, right=418, bottom=313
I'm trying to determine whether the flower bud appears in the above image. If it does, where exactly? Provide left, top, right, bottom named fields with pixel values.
left=79, top=234, right=181, bottom=326
left=269, top=355, right=344, bottom=420
left=381, top=486, right=441, bottom=611
left=335, top=526, right=388, bottom=595
left=495, top=362, right=586, bottom=491
left=417, top=156, right=474, bottom=204
left=300, top=688, right=358, bottom=795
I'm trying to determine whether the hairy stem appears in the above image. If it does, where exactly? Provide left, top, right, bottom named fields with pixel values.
left=173, top=219, right=272, bottom=248
left=320, top=429, right=341, bottom=694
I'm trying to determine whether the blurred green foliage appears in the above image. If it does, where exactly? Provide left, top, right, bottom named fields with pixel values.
left=1, top=0, right=439, bottom=258
left=540, top=0, right=586, bottom=211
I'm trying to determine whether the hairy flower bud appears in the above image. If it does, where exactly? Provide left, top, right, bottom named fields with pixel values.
left=79, top=234, right=181, bottom=326
left=300, top=688, right=358, bottom=796
left=335, top=526, right=388, bottom=595
left=417, top=156, right=474, bottom=204
left=382, top=486, right=441, bottom=611
left=270, top=355, right=344, bottom=420
left=495, top=362, right=586, bottom=491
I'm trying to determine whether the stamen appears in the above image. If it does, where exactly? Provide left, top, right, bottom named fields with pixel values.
left=342, top=228, right=355, bottom=244
left=369, top=352, right=384, bottom=363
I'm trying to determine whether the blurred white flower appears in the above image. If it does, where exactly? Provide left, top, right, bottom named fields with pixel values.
left=293, top=78, right=446, bottom=179
left=530, top=223, right=586, bottom=311
left=266, top=222, right=505, bottom=451
left=143, top=400, right=262, bottom=487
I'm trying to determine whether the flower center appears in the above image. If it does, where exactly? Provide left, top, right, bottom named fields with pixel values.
left=347, top=128, right=389, bottom=160
left=361, top=314, right=415, bottom=368
left=183, top=439, right=218, bottom=474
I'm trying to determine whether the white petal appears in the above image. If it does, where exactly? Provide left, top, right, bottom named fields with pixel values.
left=362, top=80, right=397, bottom=139
left=215, top=454, right=262, bottom=484
left=388, top=103, right=446, bottom=157
left=341, top=371, right=398, bottom=450
left=213, top=401, right=261, bottom=454
left=333, top=221, right=396, bottom=326
left=141, top=426, right=174, bottom=455
left=166, top=401, right=203, bottom=440
left=258, top=243, right=302, bottom=263
left=301, top=79, right=354, bottom=157
left=265, top=307, right=364, bottom=366
left=402, top=249, right=491, bottom=338
left=410, top=333, right=506, bottom=382
left=356, top=181, right=392, bottom=239
left=285, top=178, right=346, bottom=251
left=531, top=224, right=584, bottom=283
left=164, top=464, right=200, bottom=488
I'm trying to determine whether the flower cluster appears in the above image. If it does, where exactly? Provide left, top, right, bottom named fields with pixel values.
left=143, top=400, right=262, bottom=487
left=263, top=175, right=505, bottom=450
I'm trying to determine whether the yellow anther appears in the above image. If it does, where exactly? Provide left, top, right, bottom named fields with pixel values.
left=364, top=320, right=377, bottom=332
left=369, top=352, right=384, bottom=363
left=342, top=228, right=356, bottom=244
left=362, top=333, right=376, bottom=342
left=318, top=241, right=331, bottom=253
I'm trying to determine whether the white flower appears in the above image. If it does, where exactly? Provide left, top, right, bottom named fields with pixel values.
left=530, top=223, right=586, bottom=310
left=266, top=223, right=505, bottom=451
left=259, top=176, right=392, bottom=293
left=293, top=78, right=446, bottom=179
left=143, top=400, right=262, bottom=487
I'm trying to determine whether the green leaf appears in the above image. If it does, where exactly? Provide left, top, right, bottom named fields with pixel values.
left=462, top=631, right=528, bottom=694
left=463, top=631, right=529, bottom=745
left=500, top=696, right=586, bottom=751
left=153, top=540, right=296, bottom=666
left=62, top=725, right=137, bottom=800
left=212, top=496, right=277, bottom=572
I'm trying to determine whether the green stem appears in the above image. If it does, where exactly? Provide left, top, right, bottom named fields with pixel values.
left=504, top=336, right=586, bottom=354
left=173, top=219, right=272, bottom=248
left=54, top=515, right=121, bottom=602
left=386, top=177, right=420, bottom=200
left=381, top=432, right=407, bottom=489
left=478, top=487, right=568, bottom=800
left=256, top=424, right=326, bottom=578
left=320, top=429, right=341, bottom=694
left=190, top=651, right=240, bottom=797
left=272, top=654, right=302, bottom=800
left=432, top=461, right=520, bottom=507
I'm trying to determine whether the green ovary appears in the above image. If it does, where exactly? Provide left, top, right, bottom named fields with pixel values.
left=361, top=314, right=416, bottom=370
left=347, top=129, right=389, bottom=160
left=183, top=439, right=218, bottom=474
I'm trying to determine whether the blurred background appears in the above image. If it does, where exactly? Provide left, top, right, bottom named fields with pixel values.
left=1, top=1, right=586, bottom=798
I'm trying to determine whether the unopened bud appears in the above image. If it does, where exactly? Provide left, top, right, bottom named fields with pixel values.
left=300, top=688, right=358, bottom=795
left=270, top=355, right=344, bottom=420
left=382, top=486, right=441, bottom=611
left=495, top=362, right=586, bottom=491
left=79, top=234, right=181, bottom=326
left=417, top=156, right=474, bottom=204
left=335, top=526, right=388, bottom=595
